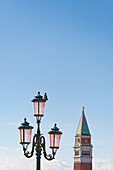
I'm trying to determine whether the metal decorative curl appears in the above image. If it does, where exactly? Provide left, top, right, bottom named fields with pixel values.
left=22, top=119, right=57, bottom=170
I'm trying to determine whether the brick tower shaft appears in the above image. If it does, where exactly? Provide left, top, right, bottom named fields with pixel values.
left=73, top=107, right=93, bottom=170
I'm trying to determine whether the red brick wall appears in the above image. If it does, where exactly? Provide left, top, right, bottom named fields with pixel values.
left=75, top=137, right=91, bottom=144
left=74, top=163, right=81, bottom=170
left=81, top=137, right=91, bottom=144
left=74, top=163, right=92, bottom=170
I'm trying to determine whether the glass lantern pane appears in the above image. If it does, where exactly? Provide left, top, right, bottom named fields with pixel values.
left=49, top=134, right=54, bottom=147
left=49, top=134, right=61, bottom=148
left=39, top=102, right=45, bottom=116
left=33, top=102, right=38, bottom=115
left=24, top=129, right=32, bottom=143
left=19, top=129, right=23, bottom=143
left=55, top=134, right=61, bottom=148
left=33, top=102, right=45, bottom=116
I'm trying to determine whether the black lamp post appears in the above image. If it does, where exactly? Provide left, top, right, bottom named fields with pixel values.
left=18, top=92, right=62, bottom=170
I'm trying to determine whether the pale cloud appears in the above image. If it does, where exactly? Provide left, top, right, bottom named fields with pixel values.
left=0, top=154, right=35, bottom=170
left=42, top=159, right=71, bottom=170
left=94, top=158, right=113, bottom=170
left=0, top=155, right=71, bottom=170
left=0, top=148, right=71, bottom=170
left=0, top=147, right=113, bottom=170
left=0, top=146, right=8, bottom=151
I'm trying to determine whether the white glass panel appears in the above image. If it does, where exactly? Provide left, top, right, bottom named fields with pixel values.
left=25, top=129, right=32, bottom=143
left=49, top=134, right=61, bottom=148
left=33, top=102, right=38, bottom=115
left=19, top=129, right=23, bottom=143
left=39, top=102, right=45, bottom=116
left=49, top=134, right=54, bottom=147
left=33, top=102, right=45, bottom=116
left=55, top=134, right=61, bottom=147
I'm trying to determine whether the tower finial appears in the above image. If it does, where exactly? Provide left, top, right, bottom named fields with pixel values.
left=82, top=106, right=85, bottom=110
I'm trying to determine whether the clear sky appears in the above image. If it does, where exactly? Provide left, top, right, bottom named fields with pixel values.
left=0, top=0, right=113, bottom=170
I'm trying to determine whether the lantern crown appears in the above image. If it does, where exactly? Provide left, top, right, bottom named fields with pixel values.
left=18, top=118, right=34, bottom=129
left=31, top=91, right=48, bottom=102
left=48, top=124, right=62, bottom=135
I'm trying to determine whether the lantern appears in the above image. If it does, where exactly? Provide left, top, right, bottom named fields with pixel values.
left=31, top=92, right=48, bottom=117
left=48, top=124, right=62, bottom=149
left=18, top=118, right=34, bottom=145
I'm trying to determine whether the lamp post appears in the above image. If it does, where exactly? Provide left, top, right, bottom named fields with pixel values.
left=18, top=92, right=62, bottom=170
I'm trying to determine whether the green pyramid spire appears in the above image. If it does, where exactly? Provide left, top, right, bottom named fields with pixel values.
left=76, top=107, right=90, bottom=136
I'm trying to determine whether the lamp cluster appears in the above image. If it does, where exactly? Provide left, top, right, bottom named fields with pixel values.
left=18, top=91, right=62, bottom=170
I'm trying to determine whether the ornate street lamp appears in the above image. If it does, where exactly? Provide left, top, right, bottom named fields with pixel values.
left=18, top=118, right=33, bottom=145
left=32, top=91, right=47, bottom=117
left=48, top=123, right=62, bottom=149
left=18, top=92, right=62, bottom=170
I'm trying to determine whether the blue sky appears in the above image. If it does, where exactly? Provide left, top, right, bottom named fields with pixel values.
left=0, top=0, right=113, bottom=169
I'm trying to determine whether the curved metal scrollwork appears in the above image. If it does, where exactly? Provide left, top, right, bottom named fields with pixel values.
left=22, top=134, right=57, bottom=160
left=23, top=134, right=37, bottom=158
left=41, top=136, right=57, bottom=160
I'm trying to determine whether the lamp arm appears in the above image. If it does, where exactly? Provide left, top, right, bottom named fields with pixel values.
left=23, top=134, right=36, bottom=158
left=41, top=136, right=56, bottom=161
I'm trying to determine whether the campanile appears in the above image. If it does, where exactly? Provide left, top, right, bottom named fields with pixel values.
left=73, top=107, right=93, bottom=170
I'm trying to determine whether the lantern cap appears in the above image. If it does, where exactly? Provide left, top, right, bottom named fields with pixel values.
left=31, top=91, right=48, bottom=102
left=18, top=118, right=34, bottom=129
left=48, top=123, right=62, bottom=134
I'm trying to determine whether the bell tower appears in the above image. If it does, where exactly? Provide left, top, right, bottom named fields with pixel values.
left=73, top=107, right=93, bottom=170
